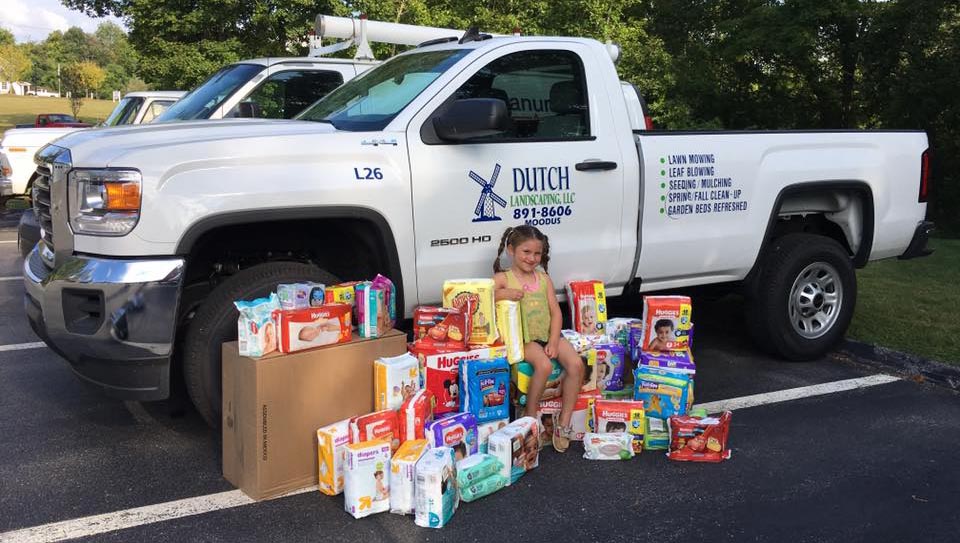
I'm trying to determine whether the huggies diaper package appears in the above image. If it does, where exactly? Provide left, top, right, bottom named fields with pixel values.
left=399, top=389, right=435, bottom=442
left=583, top=432, right=635, bottom=461
left=566, top=280, right=608, bottom=336
left=413, top=305, right=471, bottom=350
left=487, top=417, right=540, bottom=485
left=371, top=274, right=397, bottom=328
left=350, top=410, right=400, bottom=452
left=588, top=343, right=626, bottom=392
left=413, top=346, right=506, bottom=416
left=593, top=399, right=645, bottom=454
left=639, top=349, right=696, bottom=374
left=495, top=300, right=524, bottom=364
left=343, top=440, right=392, bottom=519
left=389, top=439, right=429, bottom=515
left=375, top=353, right=421, bottom=411
left=538, top=392, right=598, bottom=441
left=425, top=412, right=478, bottom=460
left=605, top=318, right=642, bottom=350
left=415, top=447, right=459, bottom=529
left=356, top=282, right=391, bottom=338
left=277, top=282, right=325, bottom=310
left=477, top=418, right=509, bottom=453
left=668, top=411, right=733, bottom=463
left=317, top=419, right=352, bottom=496
left=272, top=303, right=352, bottom=353
left=458, top=358, right=510, bottom=423
left=642, top=295, right=693, bottom=352
left=234, top=293, right=280, bottom=357
left=442, top=279, right=498, bottom=345
left=512, top=359, right=563, bottom=406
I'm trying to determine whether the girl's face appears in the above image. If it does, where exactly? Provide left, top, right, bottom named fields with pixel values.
left=507, top=239, right=543, bottom=273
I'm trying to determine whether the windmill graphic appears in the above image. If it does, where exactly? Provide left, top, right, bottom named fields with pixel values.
left=469, top=164, right=508, bottom=222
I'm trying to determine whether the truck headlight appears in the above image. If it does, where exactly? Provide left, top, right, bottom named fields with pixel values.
left=68, top=169, right=141, bottom=235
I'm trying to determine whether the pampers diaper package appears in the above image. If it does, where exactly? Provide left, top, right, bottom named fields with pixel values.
left=399, top=389, right=435, bottom=442
left=413, top=346, right=506, bottom=416
left=273, top=303, right=352, bottom=353
left=442, top=279, right=498, bottom=345
left=566, top=280, right=608, bottom=336
left=375, top=353, right=421, bottom=411
left=642, top=295, right=693, bottom=352
left=593, top=399, right=645, bottom=454
left=317, top=419, right=351, bottom=496
left=426, top=412, right=478, bottom=459
left=414, top=447, right=459, bottom=529
left=495, top=300, right=524, bottom=364
left=277, top=282, right=325, bottom=310
left=487, top=417, right=540, bottom=485
left=588, top=343, right=626, bottom=392
left=413, top=306, right=471, bottom=350
left=458, top=358, right=510, bottom=423
left=477, top=418, right=509, bottom=453
left=350, top=410, right=400, bottom=452
left=390, top=439, right=429, bottom=515
left=343, top=440, right=392, bottom=519
left=234, top=293, right=280, bottom=357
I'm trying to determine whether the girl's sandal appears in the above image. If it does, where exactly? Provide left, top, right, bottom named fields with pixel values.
left=552, top=423, right=573, bottom=453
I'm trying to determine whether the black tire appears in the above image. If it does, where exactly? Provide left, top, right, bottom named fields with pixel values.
left=182, top=262, right=338, bottom=427
left=745, top=233, right=857, bottom=361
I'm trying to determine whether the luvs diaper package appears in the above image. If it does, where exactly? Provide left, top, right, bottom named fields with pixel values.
left=277, top=282, right=325, bottom=310
left=487, top=416, right=540, bottom=485
left=234, top=293, right=280, bottom=357
left=442, top=279, right=498, bottom=345
left=272, top=303, right=352, bottom=353
left=566, top=280, right=608, bottom=336
left=593, top=399, right=645, bottom=454
left=390, top=439, right=429, bottom=515
left=415, top=447, right=459, bottom=529
left=413, top=305, right=471, bottom=350
left=425, top=412, right=478, bottom=460
left=350, top=410, right=400, bottom=452
left=459, top=357, right=510, bottom=423
left=583, top=432, right=634, bottom=461
left=356, top=281, right=392, bottom=338
left=343, top=440, right=392, bottom=519
left=495, top=300, right=524, bottom=364
left=399, top=389, right=435, bottom=442
left=588, top=343, right=626, bottom=392
left=317, top=419, right=351, bottom=496
left=375, top=353, right=421, bottom=411
left=642, top=295, right=693, bottom=352
left=413, top=345, right=506, bottom=416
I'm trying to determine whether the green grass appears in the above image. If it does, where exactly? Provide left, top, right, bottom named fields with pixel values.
left=849, top=238, right=960, bottom=365
left=0, top=95, right=117, bottom=134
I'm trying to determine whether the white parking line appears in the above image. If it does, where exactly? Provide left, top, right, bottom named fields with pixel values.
left=0, top=342, right=46, bottom=352
left=0, top=240, right=17, bottom=244
left=0, top=277, right=22, bottom=282
left=0, top=373, right=902, bottom=542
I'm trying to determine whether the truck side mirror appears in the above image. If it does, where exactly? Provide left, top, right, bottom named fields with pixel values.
left=433, top=98, right=510, bottom=142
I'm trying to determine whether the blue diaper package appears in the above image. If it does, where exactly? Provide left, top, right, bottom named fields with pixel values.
left=633, top=365, right=693, bottom=419
left=459, top=357, right=510, bottom=423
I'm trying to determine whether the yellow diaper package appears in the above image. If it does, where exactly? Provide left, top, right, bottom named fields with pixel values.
left=442, top=279, right=497, bottom=345
left=317, top=419, right=352, bottom=496
left=495, top=300, right=523, bottom=364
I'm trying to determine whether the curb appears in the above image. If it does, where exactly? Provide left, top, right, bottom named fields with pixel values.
left=839, top=339, right=960, bottom=392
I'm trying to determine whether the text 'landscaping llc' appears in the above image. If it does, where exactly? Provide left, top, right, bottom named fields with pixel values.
left=658, top=153, right=748, bottom=218
left=468, top=163, right=576, bottom=227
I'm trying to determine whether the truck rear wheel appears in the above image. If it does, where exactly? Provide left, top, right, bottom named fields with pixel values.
left=746, top=233, right=857, bottom=360
left=182, top=262, right=339, bottom=427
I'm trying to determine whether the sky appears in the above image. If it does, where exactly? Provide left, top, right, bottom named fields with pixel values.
left=0, top=0, right=126, bottom=43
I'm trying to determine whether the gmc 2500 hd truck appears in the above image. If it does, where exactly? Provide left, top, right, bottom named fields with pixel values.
left=23, top=33, right=933, bottom=426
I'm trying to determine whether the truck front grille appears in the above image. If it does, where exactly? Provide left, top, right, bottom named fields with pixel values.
left=32, top=164, right=54, bottom=254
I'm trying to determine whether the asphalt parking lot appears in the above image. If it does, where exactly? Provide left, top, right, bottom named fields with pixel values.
left=1, top=215, right=958, bottom=543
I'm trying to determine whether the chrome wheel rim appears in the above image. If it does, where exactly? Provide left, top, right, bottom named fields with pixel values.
left=788, top=261, right=843, bottom=340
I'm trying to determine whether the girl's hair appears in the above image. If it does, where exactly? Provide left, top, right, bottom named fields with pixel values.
left=493, top=225, right=550, bottom=273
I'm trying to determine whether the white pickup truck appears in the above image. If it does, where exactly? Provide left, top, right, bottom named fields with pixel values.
left=23, top=33, right=933, bottom=425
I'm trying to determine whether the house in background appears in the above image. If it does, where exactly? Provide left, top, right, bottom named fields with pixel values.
left=31, top=87, right=60, bottom=97
left=0, top=81, right=33, bottom=95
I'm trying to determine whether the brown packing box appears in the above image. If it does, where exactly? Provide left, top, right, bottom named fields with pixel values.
left=222, top=329, right=408, bottom=500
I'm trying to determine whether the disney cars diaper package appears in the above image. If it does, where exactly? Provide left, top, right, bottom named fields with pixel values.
left=273, top=303, right=351, bottom=353
left=668, top=411, right=733, bottom=462
left=642, top=295, right=693, bottom=352
left=566, top=280, right=608, bottom=336
left=413, top=306, right=471, bottom=350
left=459, top=358, right=510, bottom=423
left=442, top=279, right=498, bottom=345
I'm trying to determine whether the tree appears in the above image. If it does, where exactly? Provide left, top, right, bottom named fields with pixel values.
left=0, top=27, right=14, bottom=46
left=0, top=44, right=32, bottom=88
left=62, top=61, right=106, bottom=117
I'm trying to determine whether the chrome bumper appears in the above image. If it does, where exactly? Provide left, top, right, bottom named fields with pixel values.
left=0, top=176, right=12, bottom=197
left=23, top=241, right=185, bottom=400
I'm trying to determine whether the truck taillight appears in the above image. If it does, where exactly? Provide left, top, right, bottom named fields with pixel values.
left=919, top=149, right=930, bottom=203
left=644, top=115, right=654, bottom=130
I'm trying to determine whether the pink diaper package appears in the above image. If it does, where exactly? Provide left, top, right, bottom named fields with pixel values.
left=350, top=410, right=400, bottom=452
left=425, top=412, right=478, bottom=460
left=399, top=389, right=435, bottom=442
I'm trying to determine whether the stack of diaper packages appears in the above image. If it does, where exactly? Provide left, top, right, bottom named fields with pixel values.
left=412, top=345, right=507, bottom=418
left=487, top=417, right=540, bottom=485
left=415, top=447, right=459, bottom=528
left=456, top=453, right=507, bottom=502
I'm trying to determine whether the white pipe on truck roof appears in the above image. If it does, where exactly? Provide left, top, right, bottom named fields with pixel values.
left=315, top=15, right=465, bottom=47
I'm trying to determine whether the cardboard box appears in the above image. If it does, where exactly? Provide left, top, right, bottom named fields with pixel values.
left=222, top=329, right=407, bottom=500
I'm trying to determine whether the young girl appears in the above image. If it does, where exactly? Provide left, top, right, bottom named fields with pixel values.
left=493, top=225, right=583, bottom=452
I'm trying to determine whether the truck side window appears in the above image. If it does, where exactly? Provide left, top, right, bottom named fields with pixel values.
left=141, top=100, right=177, bottom=124
left=227, top=70, right=344, bottom=119
left=452, top=49, right=590, bottom=140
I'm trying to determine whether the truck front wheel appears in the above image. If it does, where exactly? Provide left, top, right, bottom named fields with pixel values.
left=746, top=234, right=857, bottom=360
left=182, top=262, right=339, bottom=427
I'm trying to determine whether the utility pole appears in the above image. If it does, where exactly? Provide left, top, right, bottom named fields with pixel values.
left=57, top=63, right=61, bottom=97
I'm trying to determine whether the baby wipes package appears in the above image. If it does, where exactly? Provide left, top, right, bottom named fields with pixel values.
left=350, top=410, right=400, bottom=452
left=588, top=343, right=626, bottom=392
left=442, top=279, right=498, bottom=345
left=356, top=281, right=391, bottom=338
left=375, top=353, right=422, bottom=411
left=343, top=440, right=392, bottom=519
left=317, top=419, right=351, bottom=496
left=390, top=439, right=429, bottom=515
left=495, top=300, right=524, bottom=364
left=415, top=447, right=459, bottom=529
left=668, top=411, right=733, bottom=463
left=639, top=349, right=696, bottom=374
left=583, top=432, right=635, bottom=461
left=512, top=359, right=563, bottom=406
left=426, top=412, right=478, bottom=459
left=477, top=418, right=509, bottom=453
left=459, top=472, right=507, bottom=503
left=538, top=392, right=597, bottom=441
left=487, top=417, right=539, bottom=485
left=234, top=293, right=280, bottom=357
left=642, top=295, right=693, bottom=352
left=566, top=280, right=608, bottom=336
left=593, top=399, right=645, bottom=454
left=399, top=389, right=435, bottom=442
left=459, top=357, right=510, bottom=423
left=455, top=453, right=502, bottom=488
left=273, top=303, right=351, bottom=353
left=413, top=345, right=506, bottom=416
left=277, top=282, right=326, bottom=310
left=413, top=305, right=470, bottom=350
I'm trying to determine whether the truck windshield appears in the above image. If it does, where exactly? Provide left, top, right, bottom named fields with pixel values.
left=297, top=49, right=469, bottom=131
left=103, top=97, right=145, bottom=126
left=156, top=64, right=263, bottom=122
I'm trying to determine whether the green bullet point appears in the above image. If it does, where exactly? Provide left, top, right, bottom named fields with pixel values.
left=660, top=170, right=666, bottom=176
left=660, top=157, right=665, bottom=164
left=660, top=208, right=665, bottom=214
left=660, top=182, right=666, bottom=189
left=660, top=195, right=665, bottom=201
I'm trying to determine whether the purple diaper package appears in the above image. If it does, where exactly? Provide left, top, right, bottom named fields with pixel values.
left=425, top=412, right=478, bottom=460
left=590, top=342, right=626, bottom=392
left=639, top=349, right=696, bottom=373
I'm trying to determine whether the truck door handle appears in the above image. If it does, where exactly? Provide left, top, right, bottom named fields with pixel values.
left=575, top=160, right=618, bottom=171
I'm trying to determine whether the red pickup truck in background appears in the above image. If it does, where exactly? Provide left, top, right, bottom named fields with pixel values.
left=15, top=114, right=92, bottom=128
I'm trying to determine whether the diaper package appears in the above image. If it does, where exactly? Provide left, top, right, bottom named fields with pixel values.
left=458, top=357, right=510, bottom=423
left=538, top=392, right=598, bottom=441
left=639, top=349, right=696, bottom=374
left=633, top=366, right=694, bottom=420
left=512, top=359, right=563, bottom=406
left=413, top=345, right=506, bottom=416
left=413, top=305, right=471, bottom=350
left=442, top=279, right=498, bottom=345
left=477, top=418, right=509, bottom=453
left=371, top=274, right=397, bottom=328
left=495, top=300, right=524, bottom=364
left=390, top=439, right=429, bottom=515
left=455, top=453, right=502, bottom=488
left=645, top=416, right=670, bottom=450
left=325, top=281, right=361, bottom=325
left=628, top=325, right=646, bottom=362
left=234, top=293, right=280, bottom=357
left=414, top=447, right=459, bottom=529
left=605, top=318, right=642, bottom=350
left=583, top=432, right=635, bottom=460
left=588, top=343, right=626, bottom=392
left=425, top=412, right=478, bottom=460
left=356, top=281, right=390, bottom=338
left=642, top=295, right=693, bottom=352
left=562, top=329, right=598, bottom=354
left=399, top=389, right=435, bottom=442
left=273, top=303, right=352, bottom=353
left=350, top=410, right=400, bottom=452
left=317, top=419, right=351, bottom=496
left=343, top=440, right=392, bottom=519
left=487, top=417, right=540, bottom=485
left=593, top=399, right=645, bottom=454
left=375, top=353, right=422, bottom=411
left=459, top=472, right=508, bottom=503
left=277, top=282, right=326, bottom=310
left=566, top=280, right=608, bottom=336
left=668, top=411, right=733, bottom=463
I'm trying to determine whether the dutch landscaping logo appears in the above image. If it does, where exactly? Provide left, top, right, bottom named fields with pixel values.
left=468, top=164, right=508, bottom=222
left=467, top=163, right=577, bottom=226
